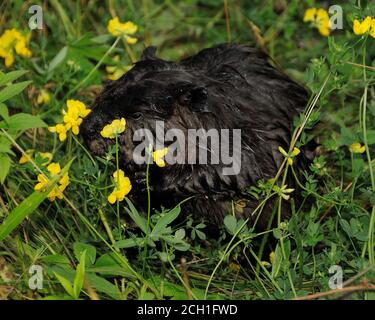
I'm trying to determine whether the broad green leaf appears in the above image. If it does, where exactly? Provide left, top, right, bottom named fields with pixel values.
left=224, top=215, right=237, bottom=235
left=364, top=130, right=375, bottom=145
left=50, top=262, right=122, bottom=300
left=93, top=253, right=134, bottom=278
left=125, top=198, right=148, bottom=233
left=86, top=273, right=122, bottom=300
left=0, top=154, right=11, bottom=184
left=0, top=103, right=9, bottom=122
left=0, top=160, right=74, bottom=241
left=47, top=46, right=68, bottom=73
left=54, top=272, right=74, bottom=297
left=0, top=81, right=32, bottom=103
left=73, top=242, right=96, bottom=266
left=7, top=113, right=47, bottom=131
left=153, top=206, right=181, bottom=234
left=41, top=254, right=70, bottom=265
left=0, top=70, right=28, bottom=86
left=115, top=237, right=143, bottom=249
left=73, top=251, right=86, bottom=299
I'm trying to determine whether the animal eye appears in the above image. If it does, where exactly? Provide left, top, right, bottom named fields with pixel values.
left=166, top=96, right=173, bottom=104
left=130, top=112, right=142, bottom=120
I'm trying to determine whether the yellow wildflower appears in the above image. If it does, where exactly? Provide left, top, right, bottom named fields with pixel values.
left=36, top=89, right=51, bottom=105
left=62, top=100, right=90, bottom=134
left=19, top=150, right=53, bottom=166
left=269, top=251, right=275, bottom=264
left=34, top=174, right=48, bottom=192
left=107, top=17, right=138, bottom=44
left=278, top=146, right=301, bottom=166
left=34, top=162, right=69, bottom=201
left=108, top=169, right=132, bottom=204
left=153, top=147, right=169, bottom=167
left=49, top=99, right=90, bottom=142
left=349, top=142, right=366, bottom=154
left=19, top=149, right=35, bottom=164
left=47, top=162, right=61, bottom=175
left=63, top=112, right=83, bottom=135
left=100, top=118, right=126, bottom=138
left=370, top=19, right=375, bottom=38
left=303, top=8, right=316, bottom=23
left=106, top=64, right=133, bottom=81
left=66, top=99, right=91, bottom=118
left=303, top=8, right=331, bottom=37
left=48, top=123, right=68, bottom=142
left=229, top=262, right=241, bottom=271
left=272, top=184, right=294, bottom=200
left=0, top=29, right=32, bottom=67
left=261, top=261, right=271, bottom=268
left=353, top=16, right=374, bottom=37
left=38, top=152, right=53, bottom=165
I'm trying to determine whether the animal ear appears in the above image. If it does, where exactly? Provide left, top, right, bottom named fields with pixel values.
left=141, top=46, right=158, bottom=60
left=174, top=84, right=208, bottom=112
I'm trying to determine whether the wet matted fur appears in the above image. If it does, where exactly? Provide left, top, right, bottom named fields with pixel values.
left=81, top=44, right=310, bottom=230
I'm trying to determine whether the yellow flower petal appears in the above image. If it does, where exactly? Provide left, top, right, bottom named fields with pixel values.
left=107, top=17, right=138, bottom=38
left=353, top=19, right=362, bottom=35
left=291, top=147, right=301, bottom=157
left=19, top=149, right=34, bottom=164
left=318, top=25, right=330, bottom=37
left=269, top=251, right=275, bottom=264
left=100, top=118, right=126, bottom=138
left=38, top=152, right=53, bottom=165
left=153, top=147, right=168, bottom=167
left=125, top=35, right=138, bottom=45
left=349, top=142, right=366, bottom=154
left=303, top=8, right=316, bottom=22
left=47, top=162, right=61, bottom=175
left=36, top=89, right=51, bottom=105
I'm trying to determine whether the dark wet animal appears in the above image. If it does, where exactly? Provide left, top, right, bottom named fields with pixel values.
left=81, top=44, right=310, bottom=230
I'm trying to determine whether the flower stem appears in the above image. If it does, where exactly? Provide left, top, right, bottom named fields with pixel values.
left=66, top=37, right=120, bottom=97
left=115, top=134, right=121, bottom=238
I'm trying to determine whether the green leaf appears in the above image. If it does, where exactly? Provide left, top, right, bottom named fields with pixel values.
left=224, top=215, right=237, bottom=235
left=115, top=237, right=143, bottom=249
left=339, top=127, right=356, bottom=146
left=125, top=198, right=148, bottom=233
left=153, top=206, right=181, bottom=234
left=0, top=159, right=74, bottom=241
left=340, top=219, right=352, bottom=237
left=85, top=273, right=122, bottom=300
left=0, top=70, right=28, bottom=86
left=0, top=81, right=32, bottom=103
left=364, top=130, right=375, bottom=145
left=0, top=154, right=11, bottom=184
left=54, top=272, right=75, bottom=297
left=195, top=229, right=206, bottom=240
left=0, top=103, right=9, bottom=122
left=7, top=113, right=47, bottom=131
left=73, top=251, right=86, bottom=299
left=174, top=228, right=185, bottom=240
left=47, top=46, right=68, bottom=73
left=73, top=242, right=96, bottom=266
left=93, top=253, right=134, bottom=278
left=41, top=254, right=70, bottom=265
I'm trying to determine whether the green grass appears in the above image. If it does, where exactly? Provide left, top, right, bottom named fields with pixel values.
left=0, top=0, right=374, bottom=300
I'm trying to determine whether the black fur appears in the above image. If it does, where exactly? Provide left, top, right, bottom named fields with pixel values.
left=81, top=44, right=310, bottom=230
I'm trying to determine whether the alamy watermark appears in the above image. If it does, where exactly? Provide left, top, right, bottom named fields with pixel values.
left=328, top=265, right=343, bottom=289
left=132, top=121, right=242, bottom=176
left=28, top=264, right=43, bottom=290
left=28, top=5, right=43, bottom=30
